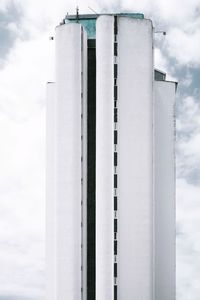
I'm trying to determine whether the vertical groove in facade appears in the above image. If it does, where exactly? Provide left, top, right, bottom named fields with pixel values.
left=80, top=26, right=84, bottom=300
left=81, top=26, right=84, bottom=299
left=87, top=38, right=96, bottom=300
left=154, top=81, right=176, bottom=300
left=113, top=15, right=118, bottom=300
left=81, top=26, right=88, bottom=300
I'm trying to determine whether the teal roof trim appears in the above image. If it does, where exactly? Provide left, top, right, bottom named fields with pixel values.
left=64, top=13, right=144, bottom=39
left=65, top=18, right=96, bottom=39
left=117, top=13, right=144, bottom=19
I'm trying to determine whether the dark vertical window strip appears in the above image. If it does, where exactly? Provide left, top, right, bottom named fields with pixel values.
left=87, top=39, right=96, bottom=300
left=114, top=285, right=118, bottom=300
left=114, top=16, right=118, bottom=300
left=80, top=28, right=83, bottom=297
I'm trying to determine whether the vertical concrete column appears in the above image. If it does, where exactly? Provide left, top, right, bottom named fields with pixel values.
left=154, top=81, right=176, bottom=300
left=96, top=16, right=154, bottom=300
left=54, top=23, right=87, bottom=300
left=96, top=15, right=114, bottom=300
left=117, top=18, right=153, bottom=300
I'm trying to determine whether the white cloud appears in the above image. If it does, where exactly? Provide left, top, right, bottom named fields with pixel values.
left=166, top=27, right=200, bottom=66
left=0, top=110, right=45, bottom=298
left=152, top=0, right=200, bottom=24
left=176, top=96, right=200, bottom=182
left=177, top=179, right=200, bottom=300
left=0, top=0, right=11, bottom=11
left=0, top=1, right=56, bottom=298
left=0, top=33, right=54, bottom=118
left=181, top=71, right=193, bottom=87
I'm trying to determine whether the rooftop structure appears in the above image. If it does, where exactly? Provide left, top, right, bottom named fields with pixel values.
left=63, top=13, right=144, bottom=38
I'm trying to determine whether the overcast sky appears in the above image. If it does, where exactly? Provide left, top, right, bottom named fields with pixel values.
left=0, top=0, right=200, bottom=299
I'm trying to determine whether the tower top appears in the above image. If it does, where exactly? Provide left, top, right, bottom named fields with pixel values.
left=61, top=13, right=145, bottom=39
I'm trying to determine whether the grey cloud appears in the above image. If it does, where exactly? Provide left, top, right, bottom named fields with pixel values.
left=0, top=1, right=23, bottom=67
left=184, top=168, right=200, bottom=186
left=174, top=67, right=200, bottom=99
left=157, top=59, right=200, bottom=186
left=94, top=0, right=123, bottom=13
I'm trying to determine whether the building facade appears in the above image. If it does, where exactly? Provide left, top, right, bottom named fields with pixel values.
left=46, top=13, right=176, bottom=300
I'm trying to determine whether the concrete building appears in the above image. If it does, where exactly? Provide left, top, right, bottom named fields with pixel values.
left=46, top=13, right=176, bottom=300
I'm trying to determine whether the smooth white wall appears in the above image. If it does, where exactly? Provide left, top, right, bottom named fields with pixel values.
left=96, top=15, right=114, bottom=300
left=117, top=18, right=153, bottom=300
left=46, top=82, right=56, bottom=300
left=53, top=23, right=87, bottom=300
left=96, top=16, right=154, bottom=300
left=154, top=81, right=176, bottom=300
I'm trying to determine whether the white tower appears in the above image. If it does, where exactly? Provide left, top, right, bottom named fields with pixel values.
left=46, top=13, right=176, bottom=300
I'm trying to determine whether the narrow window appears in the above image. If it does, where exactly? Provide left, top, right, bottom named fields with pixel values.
left=114, top=152, right=117, bottom=166
left=114, top=219, right=118, bottom=233
left=114, top=108, right=118, bottom=123
left=114, top=64, right=118, bottom=78
left=114, top=196, right=117, bottom=210
left=114, top=130, right=118, bottom=145
left=114, top=263, right=117, bottom=277
left=114, top=174, right=117, bottom=188
left=114, top=16, right=118, bottom=35
left=114, top=241, right=117, bottom=255
left=114, top=43, right=118, bottom=56
left=114, top=85, right=118, bottom=100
